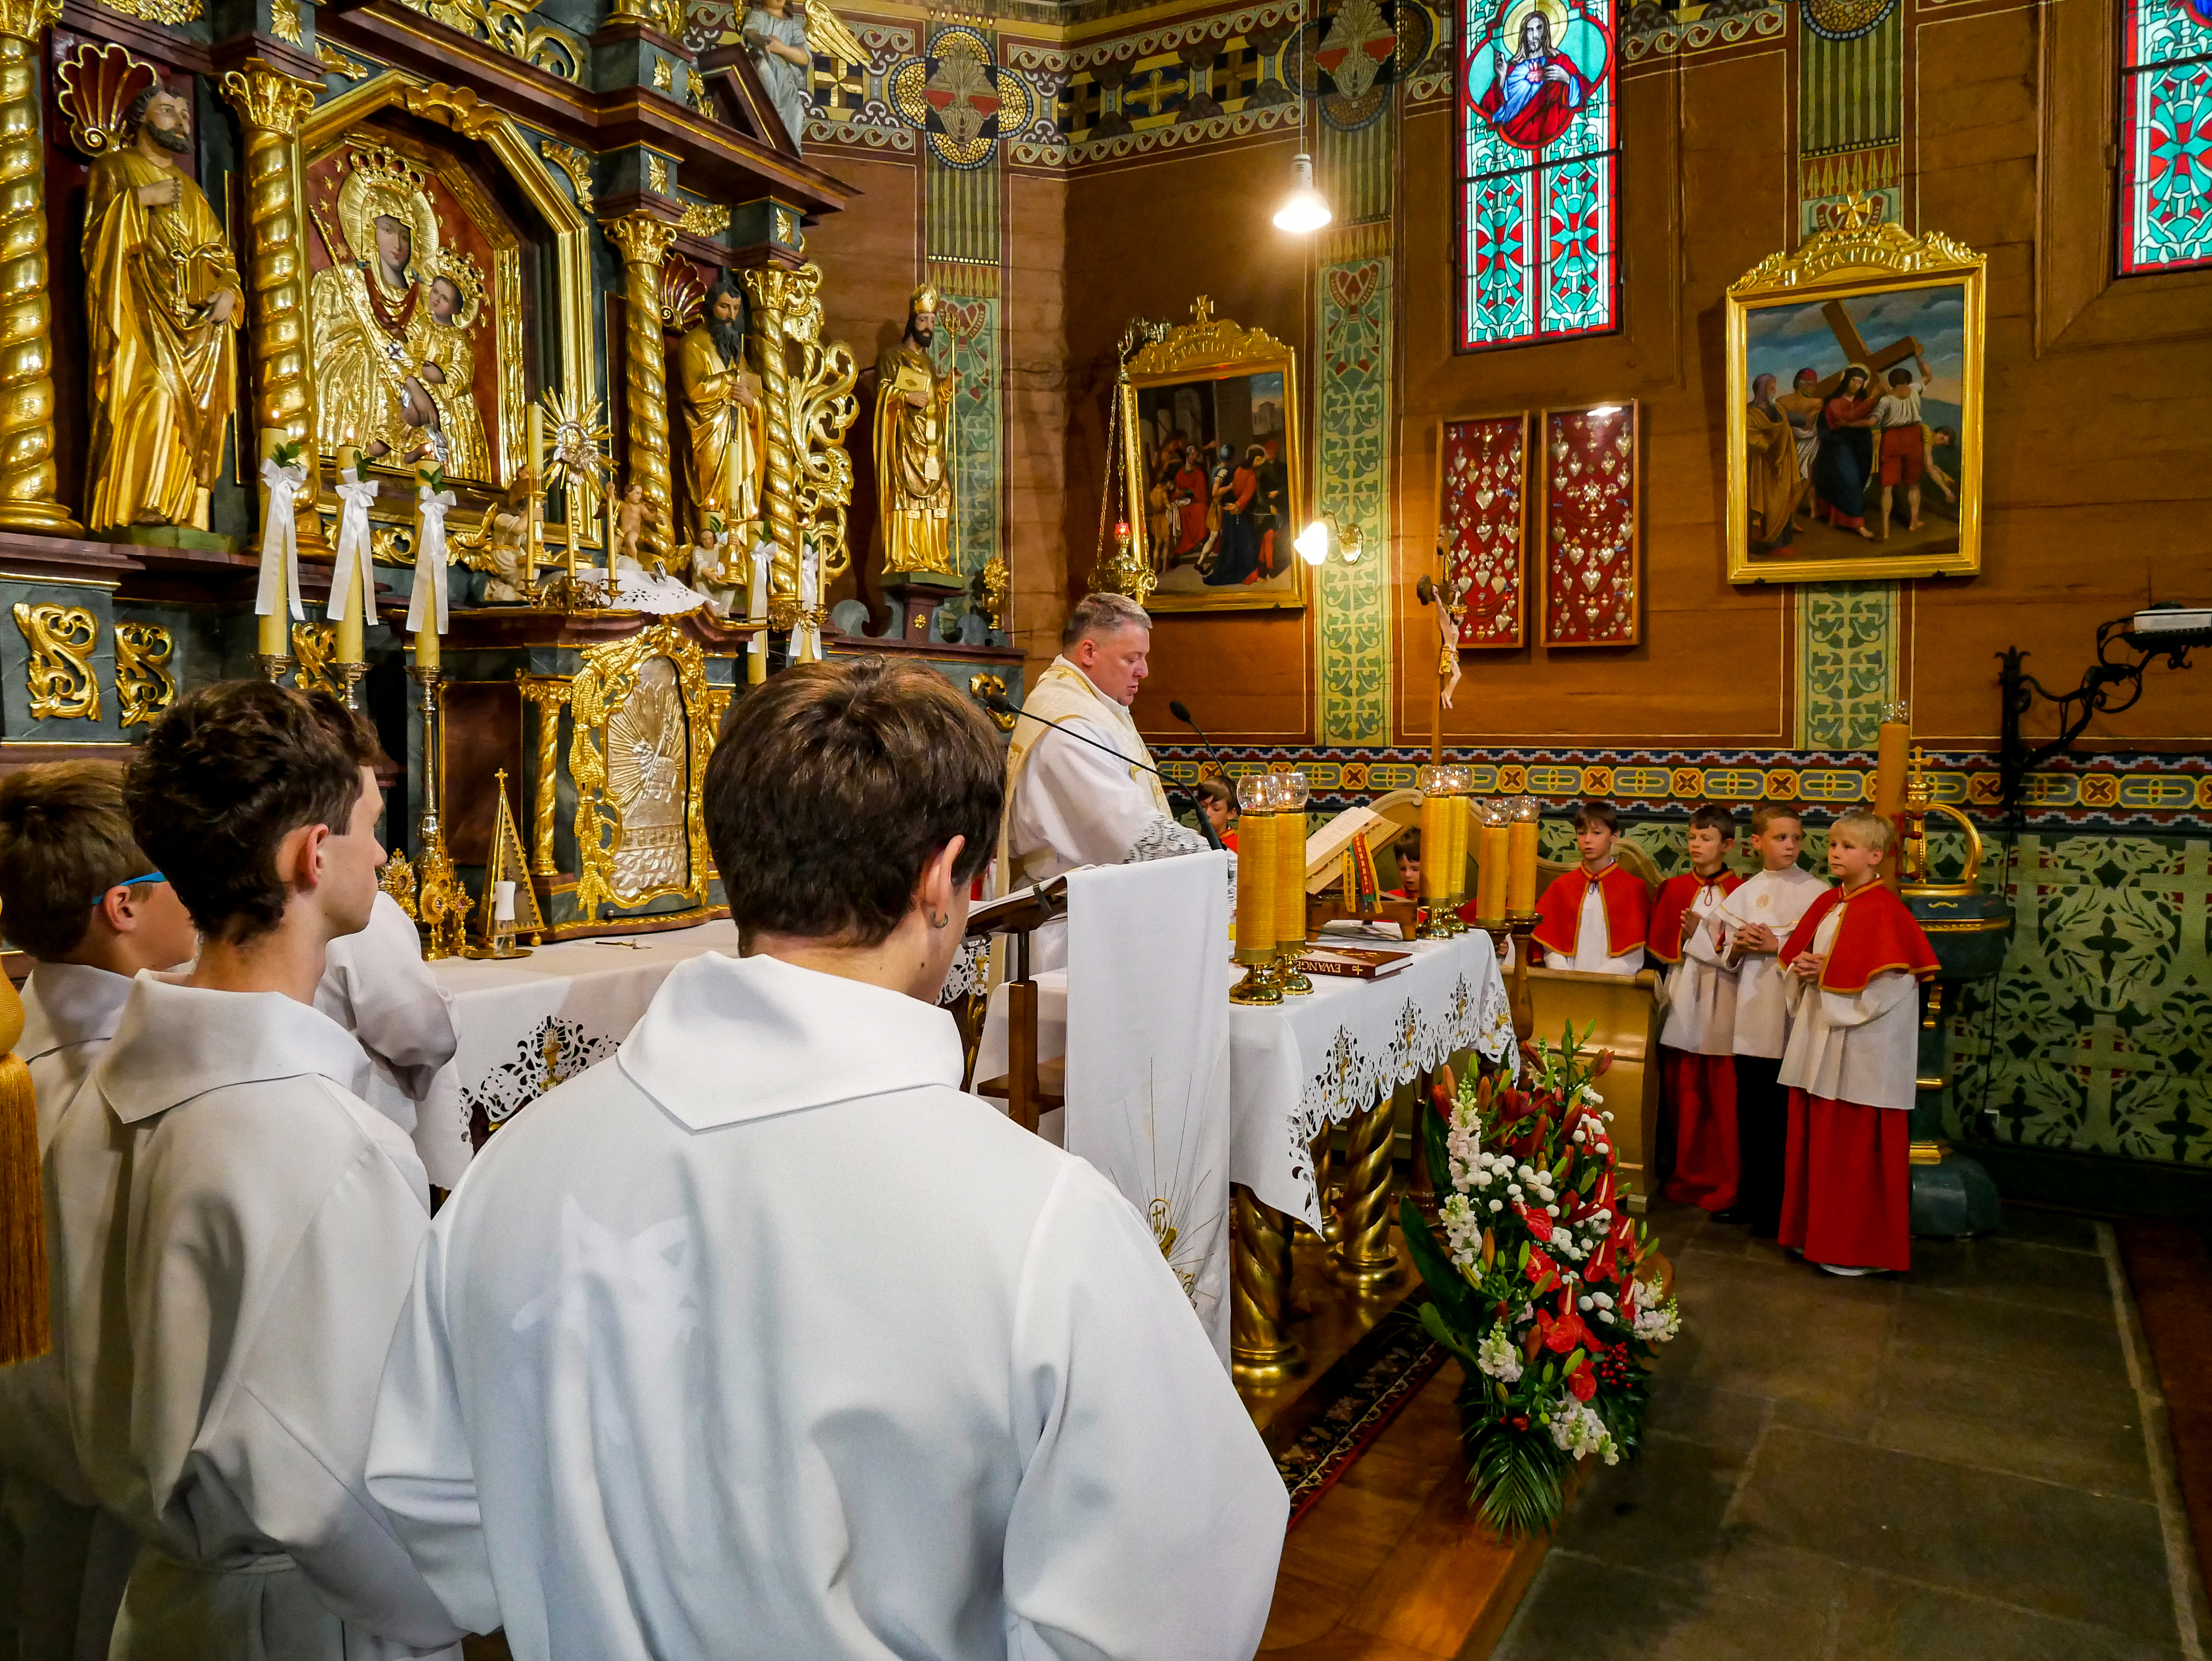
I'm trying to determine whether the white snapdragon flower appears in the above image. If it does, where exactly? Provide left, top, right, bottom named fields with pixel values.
left=1548, top=1398, right=1620, bottom=1465
left=1633, top=1298, right=1681, bottom=1344
left=1476, top=1326, right=1524, bottom=1382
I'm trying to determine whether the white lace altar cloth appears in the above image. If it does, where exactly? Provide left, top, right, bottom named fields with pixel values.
left=977, top=929, right=1516, bottom=1235
left=431, top=920, right=740, bottom=1141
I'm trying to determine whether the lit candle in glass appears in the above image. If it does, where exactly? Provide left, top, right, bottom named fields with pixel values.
left=1506, top=794, right=1541, bottom=916
left=1476, top=797, right=1510, bottom=922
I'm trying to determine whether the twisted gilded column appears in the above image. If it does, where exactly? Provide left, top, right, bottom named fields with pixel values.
left=1229, top=1185, right=1301, bottom=1382
left=0, top=0, right=77, bottom=531
left=1332, top=1088, right=1405, bottom=1288
left=516, top=676, right=568, bottom=875
left=602, top=212, right=677, bottom=573
left=740, top=264, right=800, bottom=625
left=218, top=59, right=326, bottom=553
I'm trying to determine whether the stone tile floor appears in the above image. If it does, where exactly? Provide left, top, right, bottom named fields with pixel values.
left=1491, top=1201, right=2211, bottom=1661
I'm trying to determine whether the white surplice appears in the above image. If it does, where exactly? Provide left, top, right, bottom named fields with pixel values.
left=317, top=892, right=469, bottom=1188
left=1, top=962, right=138, bottom=1661
left=1062, top=857, right=1233, bottom=1364
left=1658, top=881, right=1739, bottom=1056
left=1777, top=907, right=1921, bottom=1111
left=46, top=974, right=462, bottom=1661
left=1718, top=866, right=1828, bottom=1058
left=1001, top=659, right=1205, bottom=969
left=1562, top=885, right=1644, bottom=977
left=366, top=951, right=1288, bottom=1661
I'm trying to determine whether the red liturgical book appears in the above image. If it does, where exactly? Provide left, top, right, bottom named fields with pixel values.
left=1295, top=947, right=1415, bottom=981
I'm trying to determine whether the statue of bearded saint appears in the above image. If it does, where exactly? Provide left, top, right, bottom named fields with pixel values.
left=674, top=278, right=764, bottom=552
left=310, top=164, right=492, bottom=480
left=873, top=284, right=957, bottom=577
left=82, top=85, right=244, bottom=533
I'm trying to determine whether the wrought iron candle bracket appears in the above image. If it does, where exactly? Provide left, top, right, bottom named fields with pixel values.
left=1997, top=615, right=2209, bottom=819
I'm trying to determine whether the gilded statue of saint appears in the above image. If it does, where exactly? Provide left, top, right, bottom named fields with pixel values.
left=675, top=278, right=764, bottom=551
left=82, top=85, right=243, bottom=533
left=873, top=284, right=957, bottom=577
left=312, top=150, right=492, bottom=480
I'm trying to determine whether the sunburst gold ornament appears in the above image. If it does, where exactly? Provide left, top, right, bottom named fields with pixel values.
left=537, top=387, right=612, bottom=606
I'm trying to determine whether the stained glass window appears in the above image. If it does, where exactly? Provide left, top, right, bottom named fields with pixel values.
left=2121, top=0, right=2212, bottom=274
left=1455, top=0, right=1620, bottom=350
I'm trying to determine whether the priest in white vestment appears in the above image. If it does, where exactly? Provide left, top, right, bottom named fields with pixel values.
left=1000, top=593, right=1207, bottom=967
left=44, top=684, right=462, bottom=1661
left=368, top=658, right=1288, bottom=1660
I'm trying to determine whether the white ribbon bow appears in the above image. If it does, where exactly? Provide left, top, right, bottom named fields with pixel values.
left=326, top=469, right=379, bottom=626
left=747, top=536, right=774, bottom=671
left=255, top=457, right=309, bottom=623
left=794, top=536, right=821, bottom=664
left=403, top=485, right=459, bottom=638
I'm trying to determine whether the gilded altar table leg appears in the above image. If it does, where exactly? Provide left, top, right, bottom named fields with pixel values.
left=1333, top=1088, right=1404, bottom=1289
left=218, top=60, right=327, bottom=554
left=602, top=213, right=677, bottom=574
left=0, top=0, right=77, bottom=532
left=1230, top=1183, right=1302, bottom=1382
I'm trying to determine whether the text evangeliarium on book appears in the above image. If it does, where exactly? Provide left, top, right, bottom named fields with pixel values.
left=1296, top=947, right=1415, bottom=981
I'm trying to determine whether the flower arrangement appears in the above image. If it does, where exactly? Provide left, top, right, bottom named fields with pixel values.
left=1398, top=1022, right=1682, bottom=1539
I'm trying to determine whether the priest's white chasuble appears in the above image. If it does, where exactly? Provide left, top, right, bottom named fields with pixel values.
left=368, top=951, right=1287, bottom=1661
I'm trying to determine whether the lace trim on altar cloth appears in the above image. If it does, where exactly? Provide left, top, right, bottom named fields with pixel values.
left=938, top=933, right=993, bottom=1005
left=1283, top=968, right=1519, bottom=1228
left=1123, top=816, right=1209, bottom=863
left=461, top=1016, right=622, bottom=1145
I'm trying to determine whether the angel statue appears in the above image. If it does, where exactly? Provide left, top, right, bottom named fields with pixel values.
left=741, top=0, right=868, bottom=152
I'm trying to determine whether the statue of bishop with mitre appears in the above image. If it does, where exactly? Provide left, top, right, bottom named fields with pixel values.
left=873, top=283, right=957, bottom=577
left=83, top=84, right=243, bottom=534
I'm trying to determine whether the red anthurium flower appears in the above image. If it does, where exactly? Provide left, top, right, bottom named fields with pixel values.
left=1543, top=1309, right=1586, bottom=1353
left=1525, top=1245, right=1558, bottom=1283
left=1518, top=1204, right=1555, bottom=1242
left=1568, top=1364, right=1597, bottom=1401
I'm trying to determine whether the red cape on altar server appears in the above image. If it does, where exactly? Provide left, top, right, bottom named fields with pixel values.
left=1531, top=864, right=1653, bottom=961
left=1778, top=881, right=1939, bottom=993
left=1645, top=871, right=1743, bottom=967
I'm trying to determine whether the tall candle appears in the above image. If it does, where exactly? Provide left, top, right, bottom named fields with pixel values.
left=411, top=491, right=440, bottom=674
left=1874, top=706, right=1910, bottom=886
left=1276, top=808, right=1306, bottom=949
left=1506, top=804, right=1540, bottom=915
left=1418, top=785, right=1445, bottom=906
left=527, top=403, right=544, bottom=480
left=1234, top=811, right=1276, bottom=959
left=494, top=880, right=516, bottom=924
left=1477, top=814, right=1510, bottom=922
left=332, top=446, right=365, bottom=667
left=1446, top=791, right=1470, bottom=910
left=256, top=428, right=288, bottom=660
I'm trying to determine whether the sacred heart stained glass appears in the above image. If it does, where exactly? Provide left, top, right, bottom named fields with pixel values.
left=1455, top=0, right=1620, bottom=350
left=2122, top=0, right=2212, bottom=274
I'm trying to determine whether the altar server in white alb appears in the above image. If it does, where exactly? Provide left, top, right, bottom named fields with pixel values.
left=999, top=592, right=1206, bottom=962
left=0, top=763, right=198, bottom=1661
left=368, top=658, right=1287, bottom=1661
left=1715, top=803, right=1826, bottom=1236
left=314, top=742, right=467, bottom=1189
left=1645, top=804, right=1743, bottom=1214
left=44, top=682, right=461, bottom=1661
left=1775, top=809, right=1938, bottom=1276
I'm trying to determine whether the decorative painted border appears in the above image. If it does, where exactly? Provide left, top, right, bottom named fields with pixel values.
left=1147, top=743, right=2212, bottom=829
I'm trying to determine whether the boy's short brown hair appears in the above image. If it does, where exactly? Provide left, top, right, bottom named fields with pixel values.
left=1828, top=808, right=1894, bottom=853
left=1685, top=803, right=1736, bottom=837
left=1395, top=829, right=1421, bottom=862
left=0, top=762, right=154, bottom=960
left=124, top=680, right=366, bottom=947
left=705, top=657, right=1003, bottom=948
left=1572, top=800, right=1619, bottom=835
left=1195, top=777, right=1234, bottom=811
left=1749, top=801, right=1804, bottom=835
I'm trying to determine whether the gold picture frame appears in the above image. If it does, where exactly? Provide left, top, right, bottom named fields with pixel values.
left=567, top=619, right=716, bottom=921
left=1726, top=198, right=1986, bottom=584
left=1120, top=300, right=1307, bottom=613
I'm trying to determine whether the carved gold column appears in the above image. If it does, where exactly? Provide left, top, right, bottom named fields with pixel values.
left=740, top=264, right=801, bottom=625
left=218, top=59, right=326, bottom=553
left=0, top=0, right=77, bottom=532
left=516, top=675, right=569, bottom=876
left=1229, top=1184, right=1302, bottom=1382
left=602, top=212, right=677, bottom=573
left=1332, top=1088, right=1405, bottom=1288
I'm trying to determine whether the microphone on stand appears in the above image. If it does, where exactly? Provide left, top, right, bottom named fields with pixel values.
left=975, top=688, right=1221, bottom=850
left=1166, top=699, right=1225, bottom=850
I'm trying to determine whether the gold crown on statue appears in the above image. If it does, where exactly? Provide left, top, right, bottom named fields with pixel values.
left=336, top=146, right=440, bottom=271
left=910, top=282, right=941, bottom=316
left=427, top=247, right=485, bottom=328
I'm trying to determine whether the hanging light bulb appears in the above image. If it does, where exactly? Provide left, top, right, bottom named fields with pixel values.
left=1296, top=518, right=1331, bottom=565
left=1272, top=153, right=1333, bottom=234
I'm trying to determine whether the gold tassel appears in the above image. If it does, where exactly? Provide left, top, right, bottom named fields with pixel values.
left=0, top=1049, right=46, bottom=1364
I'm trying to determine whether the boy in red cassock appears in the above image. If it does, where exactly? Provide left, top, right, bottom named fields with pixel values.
left=1530, top=800, right=1652, bottom=977
left=1776, top=808, right=1939, bottom=1275
left=1648, top=804, right=1743, bottom=1212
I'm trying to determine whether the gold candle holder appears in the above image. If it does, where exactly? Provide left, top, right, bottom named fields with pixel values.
left=408, top=665, right=469, bottom=961
left=1272, top=771, right=1313, bottom=995
left=1231, top=775, right=1282, bottom=1005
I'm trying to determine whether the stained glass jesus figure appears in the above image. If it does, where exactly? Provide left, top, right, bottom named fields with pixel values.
left=1472, top=8, right=1596, bottom=151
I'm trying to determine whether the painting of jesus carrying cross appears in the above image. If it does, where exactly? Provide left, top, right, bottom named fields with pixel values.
left=1724, top=202, right=1987, bottom=584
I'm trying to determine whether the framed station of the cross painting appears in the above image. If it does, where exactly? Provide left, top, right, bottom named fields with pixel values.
left=1724, top=205, right=1987, bottom=584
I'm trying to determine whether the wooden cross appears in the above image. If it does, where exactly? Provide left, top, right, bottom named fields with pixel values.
left=1807, top=300, right=1921, bottom=400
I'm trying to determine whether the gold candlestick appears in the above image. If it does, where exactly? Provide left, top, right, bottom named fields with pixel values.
left=1506, top=794, right=1541, bottom=917
left=1474, top=796, right=1510, bottom=926
left=408, top=665, right=468, bottom=960
left=1416, top=767, right=1450, bottom=939
left=1272, top=771, right=1312, bottom=994
left=253, top=427, right=295, bottom=682
left=1230, top=777, right=1282, bottom=1005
